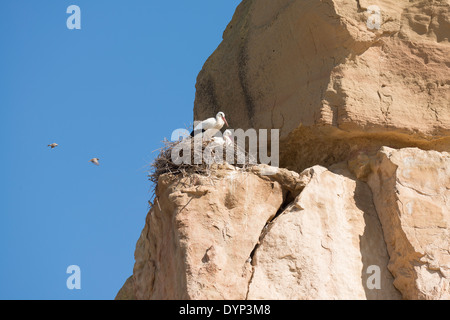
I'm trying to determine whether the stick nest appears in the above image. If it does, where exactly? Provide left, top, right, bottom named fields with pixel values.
left=148, top=137, right=256, bottom=189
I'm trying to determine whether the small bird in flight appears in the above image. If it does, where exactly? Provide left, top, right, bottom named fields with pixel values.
left=48, top=143, right=58, bottom=149
left=89, top=158, right=100, bottom=166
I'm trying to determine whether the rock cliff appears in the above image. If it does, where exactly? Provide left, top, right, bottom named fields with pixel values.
left=194, top=0, right=450, bottom=172
left=116, top=0, right=449, bottom=300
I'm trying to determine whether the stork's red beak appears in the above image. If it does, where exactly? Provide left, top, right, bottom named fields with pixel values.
left=223, top=116, right=229, bottom=127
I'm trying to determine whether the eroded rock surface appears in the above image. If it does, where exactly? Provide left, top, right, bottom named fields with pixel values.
left=194, top=0, right=450, bottom=172
left=367, top=147, right=450, bottom=299
left=129, top=167, right=284, bottom=299
left=247, top=165, right=401, bottom=300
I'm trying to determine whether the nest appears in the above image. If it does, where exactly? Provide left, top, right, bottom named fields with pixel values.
left=148, top=136, right=256, bottom=190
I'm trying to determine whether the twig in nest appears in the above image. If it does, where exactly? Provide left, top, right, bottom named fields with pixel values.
left=148, top=136, right=257, bottom=195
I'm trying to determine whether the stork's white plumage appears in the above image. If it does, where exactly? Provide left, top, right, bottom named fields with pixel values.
left=211, top=129, right=233, bottom=147
left=190, top=112, right=229, bottom=137
left=205, top=130, right=234, bottom=164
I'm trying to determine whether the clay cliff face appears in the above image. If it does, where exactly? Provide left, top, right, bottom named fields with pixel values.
left=116, top=0, right=449, bottom=300
left=117, top=149, right=449, bottom=300
left=194, top=0, right=450, bottom=172
left=367, top=147, right=450, bottom=299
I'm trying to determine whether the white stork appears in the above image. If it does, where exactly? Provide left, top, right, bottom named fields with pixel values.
left=190, top=111, right=229, bottom=137
left=211, top=129, right=233, bottom=147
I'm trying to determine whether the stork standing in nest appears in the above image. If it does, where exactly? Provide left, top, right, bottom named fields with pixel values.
left=190, top=111, right=229, bottom=139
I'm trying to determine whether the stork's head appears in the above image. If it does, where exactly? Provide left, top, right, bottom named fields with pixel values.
left=223, top=129, right=232, bottom=137
left=217, top=111, right=229, bottom=127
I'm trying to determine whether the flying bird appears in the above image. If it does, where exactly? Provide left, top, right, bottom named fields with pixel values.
left=48, top=143, right=58, bottom=149
left=89, top=158, right=100, bottom=166
left=190, top=112, right=229, bottom=137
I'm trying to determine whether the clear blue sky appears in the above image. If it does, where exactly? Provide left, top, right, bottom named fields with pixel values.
left=0, top=0, right=240, bottom=300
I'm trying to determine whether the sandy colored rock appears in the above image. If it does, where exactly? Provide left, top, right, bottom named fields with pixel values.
left=194, top=0, right=450, bottom=172
left=122, top=167, right=284, bottom=299
left=117, top=147, right=450, bottom=300
left=367, top=147, right=450, bottom=299
left=251, top=164, right=312, bottom=196
left=247, top=165, right=401, bottom=300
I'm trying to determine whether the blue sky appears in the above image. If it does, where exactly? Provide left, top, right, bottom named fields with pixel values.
left=0, top=0, right=240, bottom=300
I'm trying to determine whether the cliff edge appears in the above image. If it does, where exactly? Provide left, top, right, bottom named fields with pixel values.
left=116, top=0, right=449, bottom=300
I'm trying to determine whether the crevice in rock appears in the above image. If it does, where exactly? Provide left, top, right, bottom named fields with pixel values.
left=245, top=190, right=298, bottom=299
left=238, top=44, right=255, bottom=127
